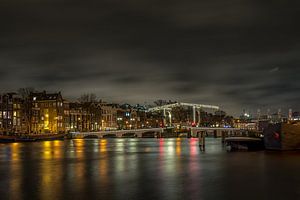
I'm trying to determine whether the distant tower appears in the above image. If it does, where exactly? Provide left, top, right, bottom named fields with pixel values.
left=278, top=108, right=282, bottom=122
left=267, top=109, right=271, bottom=119
left=288, top=109, right=293, bottom=120
left=257, top=109, right=261, bottom=120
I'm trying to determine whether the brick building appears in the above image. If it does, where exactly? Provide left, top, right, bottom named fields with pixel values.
left=30, top=91, right=65, bottom=134
left=0, top=93, right=25, bottom=134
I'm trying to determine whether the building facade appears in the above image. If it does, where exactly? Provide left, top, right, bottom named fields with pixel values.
left=30, top=91, right=65, bottom=134
left=100, top=103, right=117, bottom=130
left=0, top=93, right=25, bottom=134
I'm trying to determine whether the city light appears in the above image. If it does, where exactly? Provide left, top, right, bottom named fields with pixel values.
left=0, top=1, right=299, bottom=199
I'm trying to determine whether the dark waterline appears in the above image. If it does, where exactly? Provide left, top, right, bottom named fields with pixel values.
left=0, top=138, right=299, bottom=200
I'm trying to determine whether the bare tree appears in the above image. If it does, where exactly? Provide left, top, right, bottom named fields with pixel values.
left=172, top=106, right=188, bottom=123
left=78, top=93, right=97, bottom=103
left=154, top=99, right=177, bottom=106
left=154, top=99, right=165, bottom=106
left=18, top=87, right=35, bottom=134
left=18, top=87, right=35, bottom=99
left=89, top=93, right=97, bottom=102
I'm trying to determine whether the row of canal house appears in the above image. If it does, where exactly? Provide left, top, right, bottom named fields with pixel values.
left=0, top=91, right=149, bottom=134
left=0, top=93, right=24, bottom=133
left=116, top=104, right=148, bottom=130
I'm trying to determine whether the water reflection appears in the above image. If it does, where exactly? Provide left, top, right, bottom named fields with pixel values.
left=0, top=138, right=299, bottom=200
left=189, top=138, right=198, bottom=157
left=159, top=138, right=164, bottom=156
left=176, top=138, right=182, bottom=156
left=99, top=139, right=107, bottom=153
left=8, top=143, right=22, bottom=200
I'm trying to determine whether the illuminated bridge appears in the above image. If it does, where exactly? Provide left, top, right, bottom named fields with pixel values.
left=70, top=128, right=164, bottom=139
left=148, top=102, right=220, bottom=127
left=70, top=127, right=242, bottom=139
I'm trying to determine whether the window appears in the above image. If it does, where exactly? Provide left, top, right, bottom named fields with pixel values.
left=7, top=112, right=11, bottom=119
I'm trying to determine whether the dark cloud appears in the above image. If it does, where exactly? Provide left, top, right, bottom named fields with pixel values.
left=0, top=0, right=300, bottom=116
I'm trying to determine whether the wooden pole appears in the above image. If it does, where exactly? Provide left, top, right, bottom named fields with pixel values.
left=199, top=131, right=205, bottom=151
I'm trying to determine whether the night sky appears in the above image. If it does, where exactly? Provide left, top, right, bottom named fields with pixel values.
left=1, top=0, right=299, bottom=116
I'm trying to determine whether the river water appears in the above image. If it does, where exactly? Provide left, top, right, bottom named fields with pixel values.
left=0, top=138, right=299, bottom=200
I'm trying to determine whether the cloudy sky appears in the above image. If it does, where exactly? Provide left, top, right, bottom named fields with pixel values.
left=1, top=0, right=299, bottom=116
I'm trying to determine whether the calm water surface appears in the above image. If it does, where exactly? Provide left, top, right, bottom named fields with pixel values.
left=0, top=138, right=299, bottom=200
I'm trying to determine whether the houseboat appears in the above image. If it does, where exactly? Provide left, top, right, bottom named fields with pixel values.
left=0, top=132, right=67, bottom=143
left=264, top=122, right=300, bottom=150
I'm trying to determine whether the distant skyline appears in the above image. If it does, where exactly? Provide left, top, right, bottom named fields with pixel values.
left=1, top=1, right=299, bottom=116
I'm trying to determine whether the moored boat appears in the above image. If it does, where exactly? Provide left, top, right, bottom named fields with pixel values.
left=225, top=137, right=264, bottom=151
left=0, top=132, right=67, bottom=143
left=0, top=135, right=17, bottom=143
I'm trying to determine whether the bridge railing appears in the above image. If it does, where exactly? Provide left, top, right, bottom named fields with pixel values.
left=70, top=128, right=164, bottom=135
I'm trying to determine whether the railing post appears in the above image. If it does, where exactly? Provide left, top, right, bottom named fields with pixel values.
left=193, top=106, right=196, bottom=125
left=199, top=131, right=205, bottom=151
